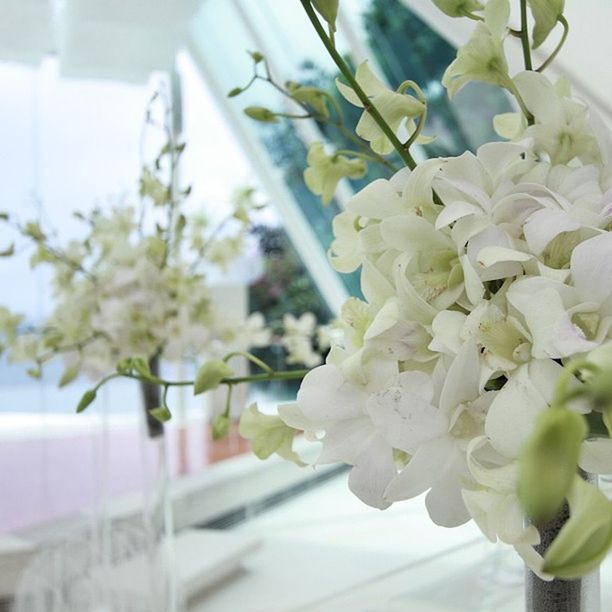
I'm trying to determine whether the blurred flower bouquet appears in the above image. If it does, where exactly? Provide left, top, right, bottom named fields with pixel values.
left=0, top=96, right=328, bottom=436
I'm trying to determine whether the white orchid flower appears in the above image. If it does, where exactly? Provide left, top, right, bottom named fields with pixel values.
left=336, top=61, right=425, bottom=155
left=507, top=232, right=612, bottom=360
left=280, top=362, right=398, bottom=509
left=511, top=71, right=598, bottom=165
left=372, top=341, right=493, bottom=527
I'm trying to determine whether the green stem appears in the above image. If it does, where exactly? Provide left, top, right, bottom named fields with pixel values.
left=536, top=16, right=569, bottom=73
left=519, top=0, right=533, bottom=71
left=120, top=368, right=310, bottom=388
left=505, top=78, right=534, bottom=125
left=223, top=351, right=274, bottom=374
left=299, top=0, right=417, bottom=170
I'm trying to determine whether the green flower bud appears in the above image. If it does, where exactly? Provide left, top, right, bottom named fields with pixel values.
left=543, top=478, right=612, bottom=579
left=244, top=106, right=278, bottom=123
left=194, top=359, right=234, bottom=395
left=77, top=389, right=97, bottom=413
left=519, top=408, right=587, bottom=524
left=528, top=0, right=564, bottom=48
left=312, top=0, right=339, bottom=32
left=212, top=414, right=231, bottom=440
left=59, top=363, right=80, bottom=388
left=248, top=51, right=264, bottom=64
left=149, top=406, right=172, bottom=423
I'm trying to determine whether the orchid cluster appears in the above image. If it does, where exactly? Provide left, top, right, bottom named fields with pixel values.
left=0, top=130, right=327, bottom=424
left=239, top=0, right=612, bottom=580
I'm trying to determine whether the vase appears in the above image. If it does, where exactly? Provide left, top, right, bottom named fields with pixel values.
left=12, top=357, right=181, bottom=612
left=525, top=475, right=600, bottom=612
left=136, top=356, right=180, bottom=612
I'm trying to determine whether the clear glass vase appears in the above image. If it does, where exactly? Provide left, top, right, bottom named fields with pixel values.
left=12, top=358, right=181, bottom=612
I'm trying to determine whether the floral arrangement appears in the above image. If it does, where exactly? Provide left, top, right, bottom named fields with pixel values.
left=233, top=0, right=612, bottom=582
left=4, top=0, right=612, bottom=587
left=0, top=97, right=326, bottom=432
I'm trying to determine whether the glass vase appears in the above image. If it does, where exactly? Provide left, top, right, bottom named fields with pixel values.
left=12, top=357, right=180, bottom=612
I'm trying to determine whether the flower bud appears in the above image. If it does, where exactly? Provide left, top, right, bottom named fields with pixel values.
left=519, top=408, right=586, bottom=524
left=194, top=359, right=234, bottom=395
left=244, top=106, right=278, bottom=123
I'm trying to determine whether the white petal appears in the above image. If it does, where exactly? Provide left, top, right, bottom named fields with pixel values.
left=380, top=214, right=451, bottom=253
left=571, top=232, right=612, bottom=307
left=435, top=201, right=482, bottom=230
left=426, top=472, right=471, bottom=527
left=485, top=360, right=562, bottom=458
left=477, top=141, right=528, bottom=181
left=476, top=246, right=532, bottom=268
left=318, top=418, right=374, bottom=464
left=579, top=438, right=612, bottom=475
left=429, top=310, right=466, bottom=356
left=384, top=436, right=453, bottom=501
left=296, top=364, right=366, bottom=422
left=460, top=254, right=485, bottom=305
left=367, top=371, right=447, bottom=452
left=513, top=71, right=564, bottom=123
left=508, top=278, right=596, bottom=358
left=348, top=434, right=396, bottom=510
left=524, top=208, right=582, bottom=254
left=348, top=179, right=404, bottom=219
left=439, top=340, right=480, bottom=414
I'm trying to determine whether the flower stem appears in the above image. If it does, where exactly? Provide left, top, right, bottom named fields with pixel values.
left=299, top=0, right=417, bottom=170
left=536, top=16, right=569, bottom=73
left=519, top=0, right=533, bottom=71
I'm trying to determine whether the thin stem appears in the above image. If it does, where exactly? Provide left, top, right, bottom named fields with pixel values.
left=536, top=16, right=569, bottom=73
left=300, top=0, right=417, bottom=170
left=519, top=0, right=533, bottom=71
left=117, top=368, right=310, bottom=388
left=257, top=64, right=398, bottom=173
left=223, top=351, right=274, bottom=374
left=505, top=78, right=534, bottom=125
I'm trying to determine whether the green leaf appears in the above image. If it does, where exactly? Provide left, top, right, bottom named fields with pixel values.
left=528, top=0, right=564, bottom=48
left=0, top=243, right=14, bottom=257
left=76, top=389, right=97, bottom=413
left=519, top=408, right=587, bottom=524
left=543, top=478, right=612, bottom=578
left=0, top=212, right=9, bottom=221
left=312, top=0, right=339, bottom=32
left=59, top=363, right=80, bottom=388
left=212, top=414, right=231, bottom=440
left=149, top=406, right=172, bottom=423
left=194, top=359, right=234, bottom=395
left=244, top=106, right=278, bottom=123
left=227, top=87, right=244, bottom=98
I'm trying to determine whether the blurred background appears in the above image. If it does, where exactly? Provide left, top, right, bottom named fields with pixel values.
left=1, top=1, right=611, bottom=611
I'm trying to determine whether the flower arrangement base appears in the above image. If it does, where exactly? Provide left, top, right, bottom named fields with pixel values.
left=525, top=502, right=600, bottom=612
